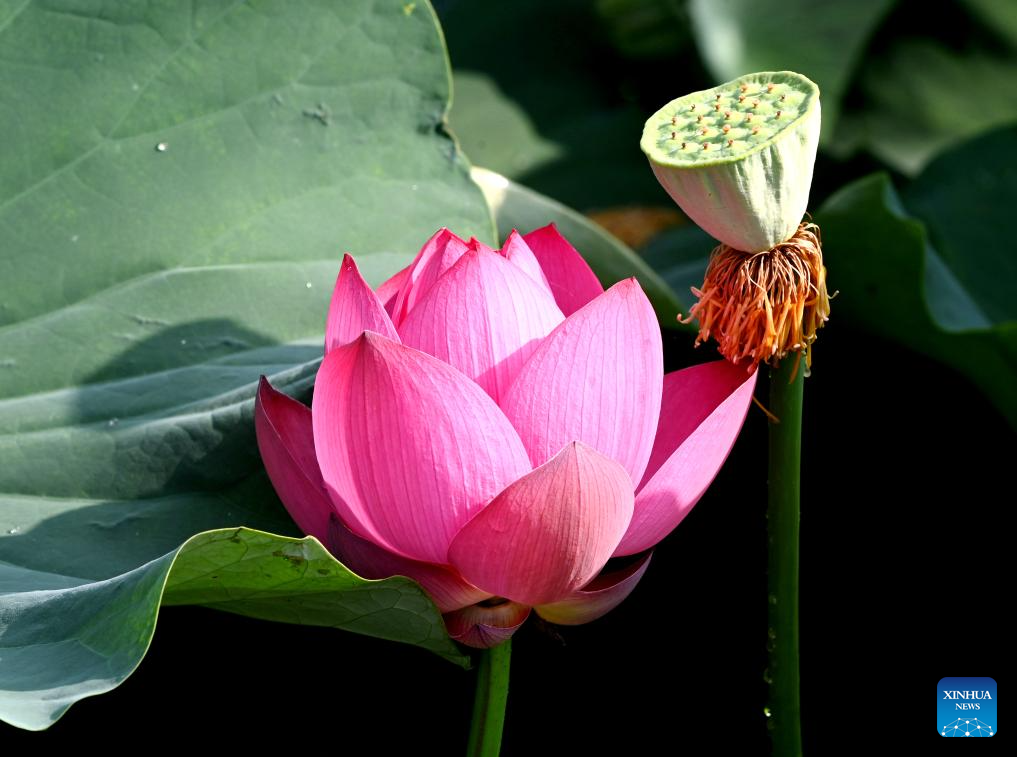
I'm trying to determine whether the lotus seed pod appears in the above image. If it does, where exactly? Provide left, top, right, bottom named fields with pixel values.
left=641, top=71, right=820, bottom=252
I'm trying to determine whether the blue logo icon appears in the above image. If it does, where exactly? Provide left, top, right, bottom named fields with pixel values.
left=939, top=677, right=996, bottom=737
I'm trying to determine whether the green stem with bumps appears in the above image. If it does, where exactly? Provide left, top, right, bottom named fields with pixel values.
left=767, top=359, right=803, bottom=757
left=466, top=639, right=511, bottom=757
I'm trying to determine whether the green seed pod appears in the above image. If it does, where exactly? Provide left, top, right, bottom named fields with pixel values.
left=640, top=71, right=820, bottom=252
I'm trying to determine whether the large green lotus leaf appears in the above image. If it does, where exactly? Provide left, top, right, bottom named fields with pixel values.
left=903, top=126, right=1017, bottom=326
left=471, top=167, right=685, bottom=325
left=0, top=0, right=489, bottom=730
left=833, top=39, right=1017, bottom=175
left=816, top=173, right=1017, bottom=428
left=0, top=525, right=466, bottom=732
left=687, top=0, right=895, bottom=142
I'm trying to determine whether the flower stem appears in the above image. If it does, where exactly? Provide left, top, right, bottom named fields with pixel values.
left=767, top=358, right=803, bottom=756
left=466, top=639, right=512, bottom=757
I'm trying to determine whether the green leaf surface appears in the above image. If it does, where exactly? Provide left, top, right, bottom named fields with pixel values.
left=471, top=167, right=685, bottom=325
left=687, top=0, right=894, bottom=142
left=833, top=39, right=1017, bottom=175
left=0, top=0, right=488, bottom=730
left=903, top=125, right=1017, bottom=325
left=815, top=173, right=1017, bottom=427
left=0, top=526, right=466, bottom=731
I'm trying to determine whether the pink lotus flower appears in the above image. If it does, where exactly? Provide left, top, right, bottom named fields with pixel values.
left=256, top=226, right=755, bottom=648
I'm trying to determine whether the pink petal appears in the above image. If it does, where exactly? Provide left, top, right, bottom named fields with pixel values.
left=312, top=332, right=532, bottom=564
left=399, top=248, right=564, bottom=403
left=254, top=377, right=333, bottom=544
left=614, top=361, right=757, bottom=556
left=448, top=442, right=634, bottom=607
left=443, top=601, right=530, bottom=649
left=376, top=263, right=411, bottom=315
left=500, top=230, right=553, bottom=294
left=325, top=254, right=399, bottom=353
left=522, top=224, right=604, bottom=316
left=390, top=228, right=470, bottom=326
left=468, top=236, right=497, bottom=256
left=500, top=279, right=663, bottom=486
left=535, top=552, right=652, bottom=626
left=326, top=515, right=490, bottom=613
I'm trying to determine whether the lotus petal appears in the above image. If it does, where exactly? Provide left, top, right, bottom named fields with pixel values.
left=614, top=361, right=756, bottom=556
left=399, top=248, right=564, bottom=402
left=390, top=228, right=470, bottom=326
left=254, top=377, right=332, bottom=544
left=523, top=223, right=604, bottom=316
left=325, top=254, right=399, bottom=353
left=500, top=229, right=553, bottom=294
left=500, top=279, right=663, bottom=486
left=326, top=515, right=489, bottom=613
left=535, top=552, right=652, bottom=626
left=376, top=263, right=411, bottom=315
left=312, top=332, right=532, bottom=564
left=443, top=601, right=530, bottom=649
left=448, top=442, right=634, bottom=607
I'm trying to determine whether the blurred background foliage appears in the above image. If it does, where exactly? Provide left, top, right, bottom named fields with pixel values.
left=438, top=0, right=1017, bottom=426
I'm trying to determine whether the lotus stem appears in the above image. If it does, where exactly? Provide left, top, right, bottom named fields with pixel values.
left=766, top=358, right=803, bottom=756
left=466, top=639, right=512, bottom=757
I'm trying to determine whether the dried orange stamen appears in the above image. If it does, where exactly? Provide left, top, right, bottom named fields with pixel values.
left=682, top=222, right=830, bottom=372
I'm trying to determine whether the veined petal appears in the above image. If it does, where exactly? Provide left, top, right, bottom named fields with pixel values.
left=535, top=552, right=652, bottom=626
left=614, top=361, right=756, bottom=556
left=327, top=515, right=489, bottom=613
left=443, top=601, right=530, bottom=649
left=500, top=279, right=663, bottom=486
left=325, top=254, right=399, bottom=353
left=376, top=263, right=411, bottom=315
left=390, top=228, right=470, bottom=326
left=448, top=442, right=634, bottom=607
left=468, top=236, right=497, bottom=256
left=500, top=230, right=553, bottom=294
left=254, top=377, right=332, bottom=544
left=523, top=224, right=604, bottom=316
left=399, top=248, right=564, bottom=403
left=312, top=332, right=532, bottom=564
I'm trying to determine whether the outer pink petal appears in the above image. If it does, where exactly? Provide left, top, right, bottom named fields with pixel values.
left=312, top=332, right=532, bottom=565
left=376, top=263, right=411, bottom=315
left=535, top=552, right=652, bottom=626
left=522, top=223, right=604, bottom=316
left=467, top=236, right=497, bottom=256
left=614, top=361, right=757, bottom=556
left=325, top=254, right=400, bottom=353
left=254, top=377, right=333, bottom=544
left=500, top=279, right=663, bottom=486
left=390, top=228, right=470, bottom=326
left=326, top=515, right=490, bottom=613
left=443, top=601, right=530, bottom=649
left=399, top=248, right=564, bottom=403
left=448, top=441, right=634, bottom=607
left=500, top=230, right=553, bottom=294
